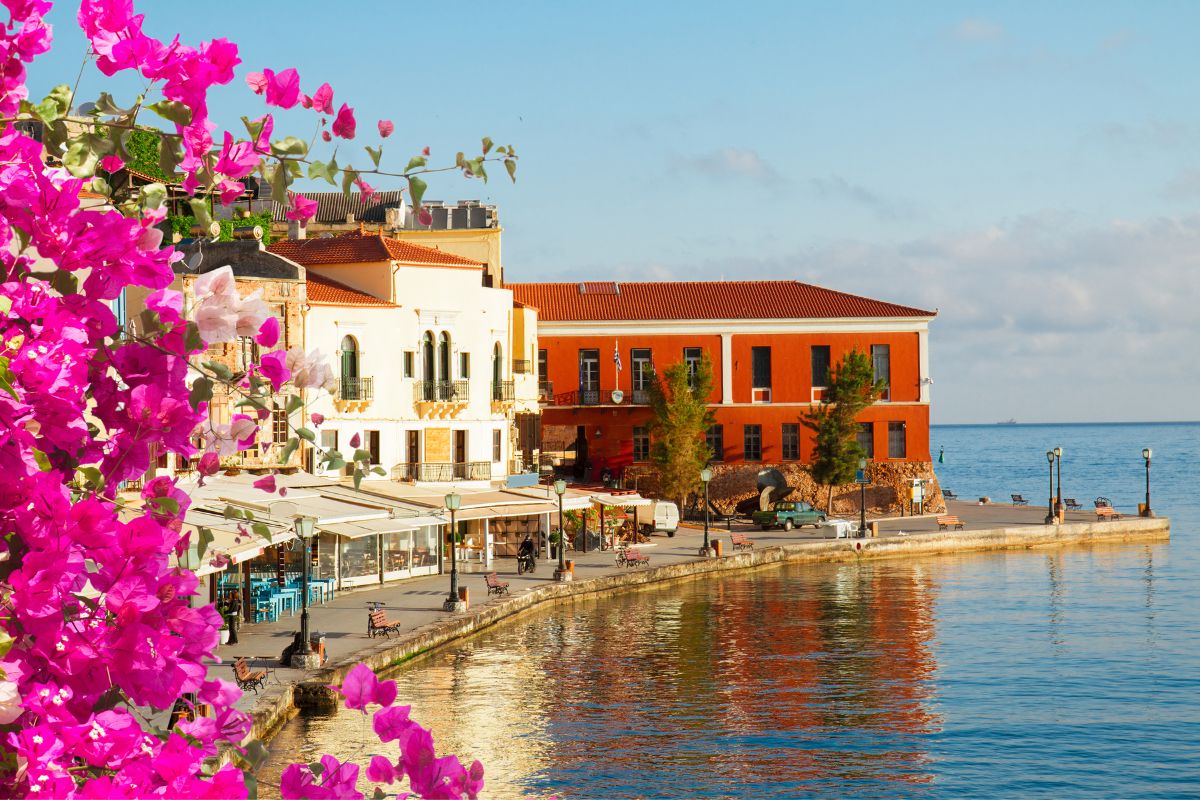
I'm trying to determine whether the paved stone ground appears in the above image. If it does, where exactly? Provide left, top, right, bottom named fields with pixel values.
left=214, top=498, right=1107, bottom=712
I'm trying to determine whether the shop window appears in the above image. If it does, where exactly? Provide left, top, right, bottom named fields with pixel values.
left=633, top=426, right=650, bottom=462
left=744, top=424, right=762, bottom=461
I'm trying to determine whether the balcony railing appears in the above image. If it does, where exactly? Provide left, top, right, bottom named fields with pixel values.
left=631, top=388, right=651, bottom=405
left=538, top=381, right=553, bottom=402
left=414, top=380, right=469, bottom=403
left=337, top=376, right=374, bottom=402
left=546, top=387, right=654, bottom=406
left=491, top=380, right=515, bottom=402
left=512, top=359, right=533, bottom=374
left=391, top=461, right=492, bottom=482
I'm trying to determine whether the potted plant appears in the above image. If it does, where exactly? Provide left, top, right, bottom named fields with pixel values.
left=218, top=619, right=230, bottom=645
left=548, top=530, right=561, bottom=560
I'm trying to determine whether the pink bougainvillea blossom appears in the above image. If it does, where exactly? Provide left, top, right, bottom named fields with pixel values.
left=246, top=71, right=267, bottom=93
left=355, top=177, right=377, bottom=204
left=286, top=347, right=335, bottom=390
left=256, top=315, right=280, bottom=347
left=286, top=192, right=318, bottom=223
left=258, top=349, right=290, bottom=392
left=311, top=413, right=325, bottom=427
left=332, top=103, right=357, bottom=139
left=378, top=119, right=394, bottom=138
left=252, top=474, right=276, bottom=493
left=99, top=154, right=125, bottom=172
left=311, top=82, right=334, bottom=114
left=262, top=67, right=301, bottom=109
left=322, top=130, right=332, bottom=142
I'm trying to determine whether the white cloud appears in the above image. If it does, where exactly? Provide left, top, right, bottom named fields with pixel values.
left=1162, top=169, right=1200, bottom=200
left=952, top=18, right=1004, bottom=42
left=809, top=175, right=917, bottom=221
left=673, top=147, right=784, bottom=186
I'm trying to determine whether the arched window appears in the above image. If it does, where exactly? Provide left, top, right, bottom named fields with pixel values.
left=421, top=331, right=435, bottom=382
left=340, top=335, right=359, bottom=379
left=492, top=342, right=503, bottom=385
left=438, top=332, right=451, bottom=383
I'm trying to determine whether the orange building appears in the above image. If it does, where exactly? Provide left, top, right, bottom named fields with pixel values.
left=509, top=280, right=936, bottom=486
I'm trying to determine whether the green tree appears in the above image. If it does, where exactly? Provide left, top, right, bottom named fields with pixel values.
left=801, top=349, right=887, bottom=511
left=649, top=356, right=716, bottom=508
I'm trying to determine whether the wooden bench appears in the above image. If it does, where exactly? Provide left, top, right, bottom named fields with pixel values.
left=1011, top=494, right=1028, bottom=506
left=367, top=609, right=402, bottom=638
left=937, top=515, right=963, bottom=530
left=232, top=657, right=266, bottom=694
left=1095, top=506, right=1121, bottom=520
left=485, top=572, right=509, bottom=596
left=1064, top=498, right=1083, bottom=511
left=943, top=490, right=957, bottom=501
left=730, top=532, right=754, bottom=551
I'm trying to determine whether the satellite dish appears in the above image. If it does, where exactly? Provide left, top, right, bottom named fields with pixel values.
left=610, top=390, right=624, bottom=404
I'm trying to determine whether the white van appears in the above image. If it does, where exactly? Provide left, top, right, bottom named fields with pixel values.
left=642, top=501, right=680, bottom=537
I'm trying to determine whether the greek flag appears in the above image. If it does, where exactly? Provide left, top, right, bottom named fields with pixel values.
left=613, top=341, right=622, bottom=372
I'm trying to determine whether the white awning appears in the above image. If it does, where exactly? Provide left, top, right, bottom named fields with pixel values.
left=177, top=521, right=296, bottom=577
left=591, top=492, right=653, bottom=507
left=452, top=501, right=557, bottom=522
left=319, top=515, right=445, bottom=539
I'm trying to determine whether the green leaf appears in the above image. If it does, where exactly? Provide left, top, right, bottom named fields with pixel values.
left=241, top=116, right=266, bottom=145
left=141, top=182, right=168, bottom=210
left=146, top=100, right=193, bottom=126
left=158, top=135, right=184, bottom=178
left=285, top=395, right=304, bottom=414
left=78, top=466, right=105, bottom=490
left=31, top=449, right=51, bottom=472
left=404, top=155, right=427, bottom=172
left=353, top=448, right=371, bottom=464
left=196, top=526, right=215, bottom=561
left=189, top=198, right=213, bottom=230
left=269, top=163, right=290, bottom=203
left=0, top=359, right=17, bottom=401
left=184, top=322, right=205, bottom=354
left=251, top=522, right=272, bottom=541
left=62, top=138, right=100, bottom=178
left=34, top=84, right=72, bottom=123
left=270, top=136, right=308, bottom=158
left=189, top=377, right=213, bottom=409
left=353, top=470, right=364, bottom=491
left=504, top=158, right=517, bottom=183
left=340, top=166, right=357, bottom=196
left=89, top=176, right=111, bottom=196
left=365, top=145, right=382, bottom=169
left=308, top=761, right=325, bottom=779
left=295, top=427, right=316, bottom=443
left=234, top=740, right=270, bottom=772
left=370, top=466, right=387, bottom=476
left=307, top=160, right=334, bottom=183
left=147, top=496, right=179, bottom=515
left=482, top=136, right=494, bottom=155
left=92, top=92, right=131, bottom=116
left=408, top=176, right=427, bottom=211
left=0, top=631, right=15, bottom=660
left=279, top=437, right=300, bottom=465
left=46, top=269, right=79, bottom=296
left=325, top=455, right=346, bottom=471
left=201, top=360, right=233, bottom=381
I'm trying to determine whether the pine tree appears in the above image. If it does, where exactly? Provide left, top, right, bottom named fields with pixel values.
left=649, top=356, right=716, bottom=509
left=801, top=349, right=887, bottom=511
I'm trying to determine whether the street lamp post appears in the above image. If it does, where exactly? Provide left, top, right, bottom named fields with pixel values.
left=700, top=468, right=713, bottom=556
left=858, top=458, right=867, bottom=535
left=442, top=492, right=462, bottom=611
left=293, top=516, right=316, bottom=666
left=1045, top=451, right=1055, bottom=524
left=553, top=479, right=570, bottom=581
left=1142, top=447, right=1153, bottom=517
left=1054, top=446, right=1063, bottom=520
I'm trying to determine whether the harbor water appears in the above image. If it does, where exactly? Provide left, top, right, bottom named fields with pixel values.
left=262, top=422, right=1199, bottom=798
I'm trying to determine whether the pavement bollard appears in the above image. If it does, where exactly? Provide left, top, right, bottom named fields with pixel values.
left=458, top=587, right=469, bottom=608
left=713, top=540, right=723, bottom=557
left=566, top=559, right=574, bottom=574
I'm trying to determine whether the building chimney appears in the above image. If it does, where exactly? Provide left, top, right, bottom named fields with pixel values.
left=287, top=220, right=307, bottom=240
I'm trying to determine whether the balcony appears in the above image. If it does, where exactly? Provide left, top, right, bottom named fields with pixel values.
left=491, top=380, right=515, bottom=402
left=631, top=388, right=651, bottom=405
left=334, top=376, right=373, bottom=412
left=546, top=387, right=653, bottom=407
left=413, top=380, right=469, bottom=419
left=391, top=461, right=492, bottom=482
left=512, top=359, right=533, bottom=374
left=538, top=381, right=554, bottom=402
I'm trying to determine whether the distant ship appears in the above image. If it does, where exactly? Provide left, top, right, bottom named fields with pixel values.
left=996, top=419, right=1017, bottom=425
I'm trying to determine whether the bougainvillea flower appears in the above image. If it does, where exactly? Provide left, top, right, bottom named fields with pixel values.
left=99, top=154, right=124, bottom=172
left=258, top=349, right=290, bottom=392
left=246, top=71, right=267, bottom=94
left=334, top=663, right=397, bottom=713
left=262, top=67, right=300, bottom=109
left=331, top=103, right=356, bottom=139
left=286, top=348, right=335, bottom=390
left=366, top=754, right=398, bottom=784
left=255, top=316, right=280, bottom=348
left=311, top=82, right=334, bottom=114
left=252, top=475, right=276, bottom=493
left=286, top=193, right=318, bottom=223
left=377, top=119, right=394, bottom=138
left=371, top=704, right=412, bottom=742
left=310, top=413, right=324, bottom=427
left=355, top=178, right=377, bottom=204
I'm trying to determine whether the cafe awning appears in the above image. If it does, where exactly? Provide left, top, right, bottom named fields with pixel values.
left=591, top=492, right=653, bottom=508
left=318, top=514, right=445, bottom=539
left=451, top=501, right=557, bottom=522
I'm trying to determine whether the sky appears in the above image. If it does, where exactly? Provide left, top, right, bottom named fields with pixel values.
left=24, top=1, right=1200, bottom=424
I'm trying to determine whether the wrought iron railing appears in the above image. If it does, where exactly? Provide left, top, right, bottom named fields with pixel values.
left=491, top=380, right=515, bottom=402
left=391, top=461, right=492, bottom=482
left=413, top=380, right=469, bottom=403
left=337, top=376, right=374, bottom=402
left=631, top=389, right=651, bottom=405
left=512, top=359, right=533, bottom=374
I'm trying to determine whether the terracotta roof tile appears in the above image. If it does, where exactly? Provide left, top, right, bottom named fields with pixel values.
left=267, top=230, right=481, bottom=268
left=305, top=273, right=395, bottom=306
left=508, top=281, right=936, bottom=322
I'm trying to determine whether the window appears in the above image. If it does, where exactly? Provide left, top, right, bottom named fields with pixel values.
left=438, top=332, right=451, bottom=381
left=492, top=429, right=502, bottom=462
left=579, top=349, right=600, bottom=391
left=538, top=349, right=548, bottom=381
left=751, top=347, right=771, bottom=389
left=858, top=422, right=874, bottom=459
left=403, top=351, right=414, bottom=378
left=272, top=408, right=289, bottom=444
left=422, top=332, right=435, bottom=381
left=811, top=345, right=831, bottom=388
left=743, top=424, right=762, bottom=461
left=631, top=348, right=653, bottom=393
left=871, top=345, right=890, bottom=400
left=888, top=421, right=906, bottom=459
left=706, top=424, right=724, bottom=461
left=684, top=347, right=702, bottom=388
left=460, top=352, right=471, bottom=379
left=632, top=426, right=650, bottom=462
left=320, top=428, right=338, bottom=454
left=366, top=430, right=381, bottom=465
left=782, top=423, right=800, bottom=460
left=237, top=336, right=260, bottom=371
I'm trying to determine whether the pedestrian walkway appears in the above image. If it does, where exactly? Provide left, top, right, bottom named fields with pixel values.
left=213, top=499, right=1132, bottom=715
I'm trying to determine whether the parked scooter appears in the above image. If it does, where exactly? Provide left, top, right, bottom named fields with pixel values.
left=516, top=535, right=537, bottom=575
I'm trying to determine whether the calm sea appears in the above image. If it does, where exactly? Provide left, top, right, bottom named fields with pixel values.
left=263, top=422, right=1200, bottom=798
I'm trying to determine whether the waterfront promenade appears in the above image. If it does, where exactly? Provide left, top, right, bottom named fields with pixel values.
left=213, top=499, right=1167, bottom=734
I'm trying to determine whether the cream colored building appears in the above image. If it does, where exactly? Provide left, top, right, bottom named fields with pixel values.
left=269, top=229, right=540, bottom=485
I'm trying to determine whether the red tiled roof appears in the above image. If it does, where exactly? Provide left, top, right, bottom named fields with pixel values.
left=508, top=281, right=936, bottom=322
left=306, top=273, right=395, bottom=306
left=268, top=230, right=482, bottom=268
